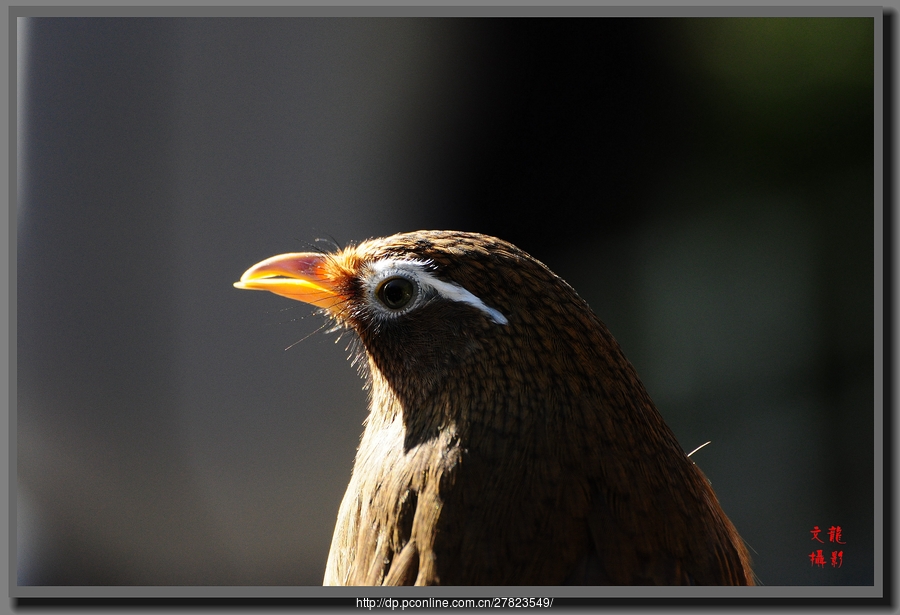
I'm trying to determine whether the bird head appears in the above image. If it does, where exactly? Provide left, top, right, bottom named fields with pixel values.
left=234, top=230, right=621, bottom=448
left=234, top=230, right=755, bottom=586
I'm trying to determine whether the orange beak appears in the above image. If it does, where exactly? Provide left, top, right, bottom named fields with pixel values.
left=233, top=253, right=345, bottom=309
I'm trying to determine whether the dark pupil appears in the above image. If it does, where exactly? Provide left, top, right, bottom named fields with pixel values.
left=378, top=277, right=414, bottom=310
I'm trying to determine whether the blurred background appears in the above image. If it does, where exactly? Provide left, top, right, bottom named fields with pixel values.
left=16, top=17, right=875, bottom=586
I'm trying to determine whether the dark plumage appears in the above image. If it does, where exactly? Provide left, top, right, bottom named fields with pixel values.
left=234, top=230, right=754, bottom=586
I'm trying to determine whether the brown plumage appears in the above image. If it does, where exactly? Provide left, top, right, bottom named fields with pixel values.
left=234, top=230, right=754, bottom=586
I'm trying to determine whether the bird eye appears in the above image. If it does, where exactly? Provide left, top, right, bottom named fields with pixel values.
left=376, top=276, right=416, bottom=310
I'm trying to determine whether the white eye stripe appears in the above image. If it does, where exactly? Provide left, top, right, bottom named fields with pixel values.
left=416, top=270, right=508, bottom=325
left=368, top=259, right=508, bottom=325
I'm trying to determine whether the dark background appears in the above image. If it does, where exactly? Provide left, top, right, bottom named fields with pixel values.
left=16, top=17, right=876, bottom=586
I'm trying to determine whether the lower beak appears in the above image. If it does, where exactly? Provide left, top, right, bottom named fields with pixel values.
left=233, top=253, right=344, bottom=309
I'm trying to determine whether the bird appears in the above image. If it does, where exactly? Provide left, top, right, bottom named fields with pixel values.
left=234, top=230, right=754, bottom=586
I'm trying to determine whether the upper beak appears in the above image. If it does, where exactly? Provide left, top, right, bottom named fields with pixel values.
left=233, top=253, right=344, bottom=309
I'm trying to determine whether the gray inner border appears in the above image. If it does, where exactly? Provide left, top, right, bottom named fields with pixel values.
left=6, top=2, right=885, bottom=603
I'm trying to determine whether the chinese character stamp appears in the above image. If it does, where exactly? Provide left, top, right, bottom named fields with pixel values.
left=808, top=525, right=846, bottom=568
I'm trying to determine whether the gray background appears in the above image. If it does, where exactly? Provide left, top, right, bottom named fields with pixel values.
left=16, top=17, right=875, bottom=586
